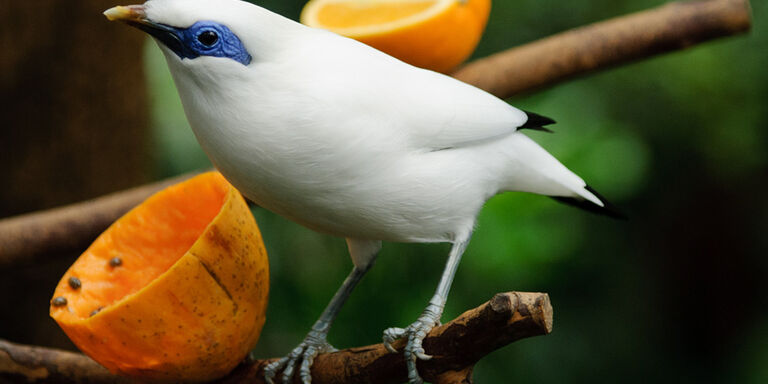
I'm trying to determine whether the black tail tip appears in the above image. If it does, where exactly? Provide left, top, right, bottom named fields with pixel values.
left=520, top=110, right=556, bottom=132
left=552, top=185, right=627, bottom=220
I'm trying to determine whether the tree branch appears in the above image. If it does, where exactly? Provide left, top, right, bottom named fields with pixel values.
left=0, top=0, right=751, bottom=266
left=453, top=0, right=752, bottom=98
left=0, top=339, right=133, bottom=384
left=0, top=172, right=198, bottom=268
left=0, top=292, right=552, bottom=384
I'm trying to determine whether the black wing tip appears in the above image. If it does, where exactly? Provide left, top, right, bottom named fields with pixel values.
left=520, top=110, right=557, bottom=130
left=552, top=185, right=628, bottom=220
left=586, top=185, right=628, bottom=220
left=522, top=126, right=554, bottom=133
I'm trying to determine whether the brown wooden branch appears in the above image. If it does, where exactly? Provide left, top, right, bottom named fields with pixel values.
left=0, top=339, right=134, bottom=384
left=0, top=0, right=751, bottom=267
left=0, top=292, right=552, bottom=384
left=453, top=0, right=752, bottom=98
left=0, top=172, right=198, bottom=268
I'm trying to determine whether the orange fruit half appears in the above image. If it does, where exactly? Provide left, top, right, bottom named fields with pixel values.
left=301, top=0, right=492, bottom=73
left=50, top=172, right=269, bottom=382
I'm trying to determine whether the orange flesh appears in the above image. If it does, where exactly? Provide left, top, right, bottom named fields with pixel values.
left=315, top=1, right=435, bottom=28
left=50, top=172, right=269, bottom=381
left=303, top=0, right=490, bottom=73
left=61, top=173, right=228, bottom=319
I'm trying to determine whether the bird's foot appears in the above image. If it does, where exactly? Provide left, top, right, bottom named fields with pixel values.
left=264, top=329, right=337, bottom=384
left=382, top=303, right=442, bottom=384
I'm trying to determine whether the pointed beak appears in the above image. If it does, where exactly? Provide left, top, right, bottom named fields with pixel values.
left=104, top=5, right=188, bottom=57
left=103, top=5, right=147, bottom=22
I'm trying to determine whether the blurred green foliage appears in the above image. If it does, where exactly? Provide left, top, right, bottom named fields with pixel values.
left=144, top=1, right=768, bottom=382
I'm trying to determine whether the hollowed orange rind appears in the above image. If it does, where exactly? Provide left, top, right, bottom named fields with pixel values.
left=50, top=172, right=269, bottom=382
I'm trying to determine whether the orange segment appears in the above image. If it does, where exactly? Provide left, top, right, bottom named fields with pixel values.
left=301, top=0, right=491, bottom=73
left=50, top=172, right=269, bottom=382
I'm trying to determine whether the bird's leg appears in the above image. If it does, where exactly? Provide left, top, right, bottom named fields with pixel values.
left=383, top=233, right=471, bottom=384
left=265, top=239, right=380, bottom=384
left=264, top=265, right=369, bottom=384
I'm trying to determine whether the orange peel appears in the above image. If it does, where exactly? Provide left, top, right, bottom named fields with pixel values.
left=50, top=172, right=269, bottom=382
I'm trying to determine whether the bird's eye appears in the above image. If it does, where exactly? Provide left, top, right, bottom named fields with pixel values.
left=197, top=30, right=219, bottom=46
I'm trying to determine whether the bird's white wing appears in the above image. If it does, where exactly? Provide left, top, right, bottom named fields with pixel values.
left=391, top=65, right=529, bottom=150
left=284, top=30, right=528, bottom=151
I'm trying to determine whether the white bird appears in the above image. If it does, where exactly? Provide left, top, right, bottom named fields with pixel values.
left=105, top=1, right=621, bottom=382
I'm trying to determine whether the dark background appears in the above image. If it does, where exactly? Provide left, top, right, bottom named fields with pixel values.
left=1, top=0, right=766, bottom=382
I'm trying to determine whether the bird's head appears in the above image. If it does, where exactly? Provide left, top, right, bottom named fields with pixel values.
left=105, top=0, right=294, bottom=79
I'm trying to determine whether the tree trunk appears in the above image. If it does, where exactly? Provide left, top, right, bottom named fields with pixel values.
left=0, top=0, right=150, bottom=351
left=0, top=0, right=150, bottom=218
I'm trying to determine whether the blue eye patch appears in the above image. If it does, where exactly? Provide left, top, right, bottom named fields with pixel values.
left=140, top=20, right=252, bottom=65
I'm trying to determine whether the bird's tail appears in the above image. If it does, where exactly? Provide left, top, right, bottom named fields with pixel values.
left=497, top=133, right=625, bottom=219
left=550, top=185, right=626, bottom=219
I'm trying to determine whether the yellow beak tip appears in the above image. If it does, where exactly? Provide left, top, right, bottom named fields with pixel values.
left=103, top=5, right=145, bottom=21
left=103, top=6, right=126, bottom=21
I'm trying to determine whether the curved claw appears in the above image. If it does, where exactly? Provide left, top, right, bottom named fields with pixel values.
left=382, top=327, right=406, bottom=353
left=264, top=357, right=289, bottom=384
left=281, top=347, right=301, bottom=383
left=299, top=346, right=318, bottom=384
left=264, top=339, right=334, bottom=384
left=382, top=317, right=439, bottom=384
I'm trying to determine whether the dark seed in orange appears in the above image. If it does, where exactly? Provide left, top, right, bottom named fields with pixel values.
left=52, top=296, right=67, bottom=306
left=109, top=257, right=123, bottom=267
left=68, top=276, right=81, bottom=289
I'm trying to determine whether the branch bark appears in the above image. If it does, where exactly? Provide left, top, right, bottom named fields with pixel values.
left=0, top=172, right=198, bottom=268
left=0, top=339, right=133, bottom=384
left=453, top=0, right=752, bottom=98
left=0, top=0, right=752, bottom=266
left=0, top=292, right=552, bottom=384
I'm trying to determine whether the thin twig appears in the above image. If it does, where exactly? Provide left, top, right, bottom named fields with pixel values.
left=0, top=292, right=552, bottom=384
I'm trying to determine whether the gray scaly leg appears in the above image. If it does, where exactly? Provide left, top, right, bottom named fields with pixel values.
left=265, top=239, right=380, bottom=384
left=383, top=233, right=471, bottom=384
